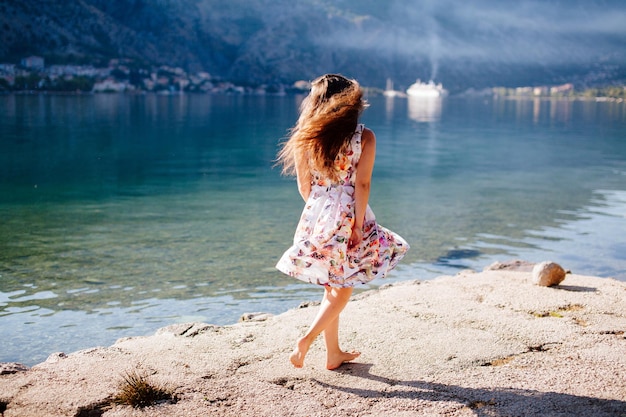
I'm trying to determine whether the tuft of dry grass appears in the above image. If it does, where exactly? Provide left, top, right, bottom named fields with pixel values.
left=113, top=370, right=176, bottom=408
left=488, top=356, right=515, bottom=367
left=468, top=398, right=496, bottom=409
left=531, top=303, right=585, bottom=318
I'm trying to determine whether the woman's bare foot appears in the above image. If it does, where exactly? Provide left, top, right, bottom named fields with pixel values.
left=326, top=350, right=361, bottom=370
left=289, top=337, right=310, bottom=368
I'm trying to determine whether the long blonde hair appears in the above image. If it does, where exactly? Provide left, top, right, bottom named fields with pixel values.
left=277, top=74, right=368, bottom=181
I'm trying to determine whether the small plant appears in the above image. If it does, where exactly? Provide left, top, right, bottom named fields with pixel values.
left=531, top=304, right=585, bottom=318
left=113, top=370, right=176, bottom=408
left=468, top=398, right=496, bottom=409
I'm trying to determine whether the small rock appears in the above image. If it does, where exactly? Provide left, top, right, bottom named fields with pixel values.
left=45, top=352, right=67, bottom=363
left=485, top=260, right=535, bottom=272
left=532, top=261, right=566, bottom=287
left=0, top=362, right=29, bottom=375
left=235, top=334, right=255, bottom=344
left=156, top=322, right=219, bottom=337
left=239, top=312, right=273, bottom=322
left=298, top=301, right=320, bottom=308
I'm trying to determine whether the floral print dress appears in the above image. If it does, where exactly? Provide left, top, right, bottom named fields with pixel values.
left=276, top=124, right=409, bottom=287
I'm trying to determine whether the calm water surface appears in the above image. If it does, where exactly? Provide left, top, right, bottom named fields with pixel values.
left=1, top=93, right=625, bottom=365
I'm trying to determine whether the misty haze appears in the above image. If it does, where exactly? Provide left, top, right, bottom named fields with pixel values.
left=1, top=0, right=625, bottom=91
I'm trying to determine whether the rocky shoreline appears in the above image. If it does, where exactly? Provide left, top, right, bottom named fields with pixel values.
left=1, top=262, right=625, bottom=416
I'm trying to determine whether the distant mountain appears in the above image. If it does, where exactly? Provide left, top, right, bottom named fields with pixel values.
left=1, top=0, right=625, bottom=92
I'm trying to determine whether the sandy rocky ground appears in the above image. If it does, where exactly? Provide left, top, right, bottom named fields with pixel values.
left=1, top=261, right=625, bottom=417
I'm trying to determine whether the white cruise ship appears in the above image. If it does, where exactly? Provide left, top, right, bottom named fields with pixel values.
left=406, top=80, right=448, bottom=98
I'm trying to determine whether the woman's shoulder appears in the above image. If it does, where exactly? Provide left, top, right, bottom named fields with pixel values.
left=361, top=126, right=376, bottom=147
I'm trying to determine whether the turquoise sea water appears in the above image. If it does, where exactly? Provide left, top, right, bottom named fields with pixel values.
left=1, top=93, right=625, bottom=365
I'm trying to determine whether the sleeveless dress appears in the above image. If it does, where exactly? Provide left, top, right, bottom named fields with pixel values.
left=276, top=124, right=409, bottom=288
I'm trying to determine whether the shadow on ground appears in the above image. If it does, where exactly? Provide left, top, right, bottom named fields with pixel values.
left=312, top=363, right=626, bottom=417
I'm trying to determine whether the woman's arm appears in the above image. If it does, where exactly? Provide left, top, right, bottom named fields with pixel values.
left=295, top=152, right=312, bottom=201
left=349, top=128, right=376, bottom=247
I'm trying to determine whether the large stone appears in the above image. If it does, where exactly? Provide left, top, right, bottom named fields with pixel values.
left=0, top=362, right=29, bottom=375
left=532, top=261, right=567, bottom=286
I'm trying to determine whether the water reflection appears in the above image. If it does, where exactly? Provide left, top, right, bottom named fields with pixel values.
left=549, top=99, right=572, bottom=123
left=407, top=96, right=442, bottom=122
left=385, top=95, right=396, bottom=121
left=488, top=97, right=626, bottom=126
left=533, top=98, right=541, bottom=124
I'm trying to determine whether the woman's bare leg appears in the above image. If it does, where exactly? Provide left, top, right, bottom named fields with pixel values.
left=290, top=286, right=354, bottom=368
left=323, top=314, right=361, bottom=370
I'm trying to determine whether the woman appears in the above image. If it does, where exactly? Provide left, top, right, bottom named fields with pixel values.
left=276, top=74, right=409, bottom=369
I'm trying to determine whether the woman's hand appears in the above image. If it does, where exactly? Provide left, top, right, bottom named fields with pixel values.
left=349, top=226, right=363, bottom=248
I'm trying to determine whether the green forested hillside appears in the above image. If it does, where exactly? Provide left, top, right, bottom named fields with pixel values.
left=1, top=0, right=625, bottom=91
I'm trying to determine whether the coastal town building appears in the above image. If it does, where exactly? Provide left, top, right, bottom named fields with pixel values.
left=92, top=78, right=129, bottom=93
left=550, top=83, right=574, bottom=95
left=0, top=63, right=16, bottom=75
left=20, top=56, right=44, bottom=70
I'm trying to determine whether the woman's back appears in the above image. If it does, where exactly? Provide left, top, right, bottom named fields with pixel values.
left=311, top=124, right=363, bottom=188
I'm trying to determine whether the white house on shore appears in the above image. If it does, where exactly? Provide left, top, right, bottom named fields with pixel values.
left=92, top=78, right=129, bottom=92
left=21, top=56, right=44, bottom=70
